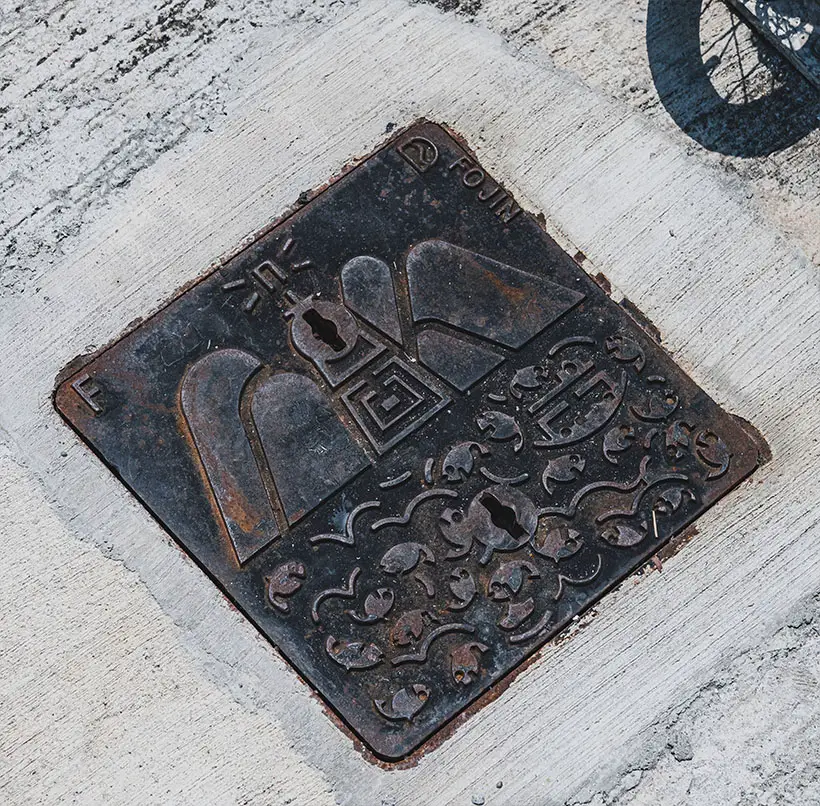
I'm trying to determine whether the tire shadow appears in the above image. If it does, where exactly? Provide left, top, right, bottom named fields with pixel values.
left=646, top=0, right=819, bottom=156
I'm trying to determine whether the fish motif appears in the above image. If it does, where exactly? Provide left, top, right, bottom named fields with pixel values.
left=601, top=521, right=647, bottom=548
left=448, top=567, right=476, bottom=610
left=441, top=441, right=489, bottom=482
left=531, top=518, right=583, bottom=561
left=665, top=420, right=694, bottom=461
left=542, top=453, right=586, bottom=494
left=476, top=411, right=524, bottom=452
left=603, top=424, right=636, bottom=464
left=695, top=430, right=731, bottom=480
left=325, top=636, right=383, bottom=670
left=605, top=333, right=646, bottom=371
left=498, top=597, right=535, bottom=630
left=439, top=507, right=472, bottom=559
left=487, top=560, right=540, bottom=601
left=389, top=609, right=435, bottom=646
left=631, top=384, right=679, bottom=421
left=510, top=365, right=546, bottom=399
left=380, top=542, right=435, bottom=575
left=450, top=642, right=488, bottom=685
left=346, top=588, right=395, bottom=624
left=654, top=485, right=696, bottom=514
left=265, top=560, right=306, bottom=613
left=374, top=684, right=430, bottom=721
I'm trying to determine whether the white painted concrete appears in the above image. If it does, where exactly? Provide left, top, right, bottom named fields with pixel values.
left=1, top=1, right=818, bottom=803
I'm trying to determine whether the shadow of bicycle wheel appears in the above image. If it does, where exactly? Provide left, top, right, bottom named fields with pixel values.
left=646, top=0, right=819, bottom=156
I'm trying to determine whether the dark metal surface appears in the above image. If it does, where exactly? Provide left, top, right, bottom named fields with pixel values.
left=55, top=121, right=762, bottom=761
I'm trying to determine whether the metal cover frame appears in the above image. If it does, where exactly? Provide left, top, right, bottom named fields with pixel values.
left=55, top=121, right=763, bottom=760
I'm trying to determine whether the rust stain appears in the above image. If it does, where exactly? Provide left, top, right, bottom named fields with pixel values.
left=593, top=271, right=612, bottom=296
left=620, top=297, right=663, bottom=343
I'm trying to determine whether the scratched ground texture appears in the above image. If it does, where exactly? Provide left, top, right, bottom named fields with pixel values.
left=1, top=1, right=819, bottom=805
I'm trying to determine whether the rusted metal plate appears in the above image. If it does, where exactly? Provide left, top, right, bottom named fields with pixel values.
left=55, top=122, right=762, bottom=761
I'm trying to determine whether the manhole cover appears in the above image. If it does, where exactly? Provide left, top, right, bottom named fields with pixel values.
left=55, top=121, right=762, bottom=760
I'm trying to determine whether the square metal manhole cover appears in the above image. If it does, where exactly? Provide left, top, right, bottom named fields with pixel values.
left=55, top=121, right=762, bottom=760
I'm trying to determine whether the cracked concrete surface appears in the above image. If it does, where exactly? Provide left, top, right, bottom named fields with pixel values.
left=0, top=0, right=353, bottom=294
left=0, top=441, right=335, bottom=805
left=567, top=595, right=820, bottom=805
left=1, top=0, right=818, bottom=803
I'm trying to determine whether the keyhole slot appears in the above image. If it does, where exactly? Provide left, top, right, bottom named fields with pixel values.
left=479, top=492, right=526, bottom=540
left=302, top=308, right=346, bottom=353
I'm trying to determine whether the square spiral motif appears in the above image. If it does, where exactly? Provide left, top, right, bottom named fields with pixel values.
left=342, top=357, right=450, bottom=454
left=55, top=122, right=762, bottom=760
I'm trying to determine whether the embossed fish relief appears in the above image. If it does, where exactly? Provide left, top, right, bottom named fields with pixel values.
left=531, top=518, right=583, bottom=561
left=380, top=542, right=435, bottom=575
left=439, top=507, right=474, bottom=559
left=389, top=609, right=437, bottom=646
left=665, top=420, right=694, bottom=461
left=450, top=642, right=488, bottom=685
left=441, top=441, right=489, bottom=482
left=487, top=560, right=540, bottom=601
left=631, top=382, right=679, bottom=421
left=654, top=485, right=696, bottom=514
left=601, top=521, right=647, bottom=548
left=603, top=424, right=636, bottom=464
left=694, top=430, right=731, bottom=479
left=346, top=588, right=395, bottom=624
left=265, top=561, right=306, bottom=612
left=448, top=567, right=477, bottom=610
left=605, top=333, right=645, bottom=371
left=326, top=636, right=383, bottom=670
left=374, top=684, right=430, bottom=721
left=476, top=410, right=523, bottom=452
left=510, top=365, right=546, bottom=399
left=498, top=598, right=535, bottom=630
left=541, top=453, right=586, bottom=494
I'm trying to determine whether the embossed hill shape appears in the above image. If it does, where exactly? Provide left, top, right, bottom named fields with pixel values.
left=344, top=240, right=585, bottom=392
left=179, top=240, right=585, bottom=564
left=405, top=240, right=585, bottom=349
